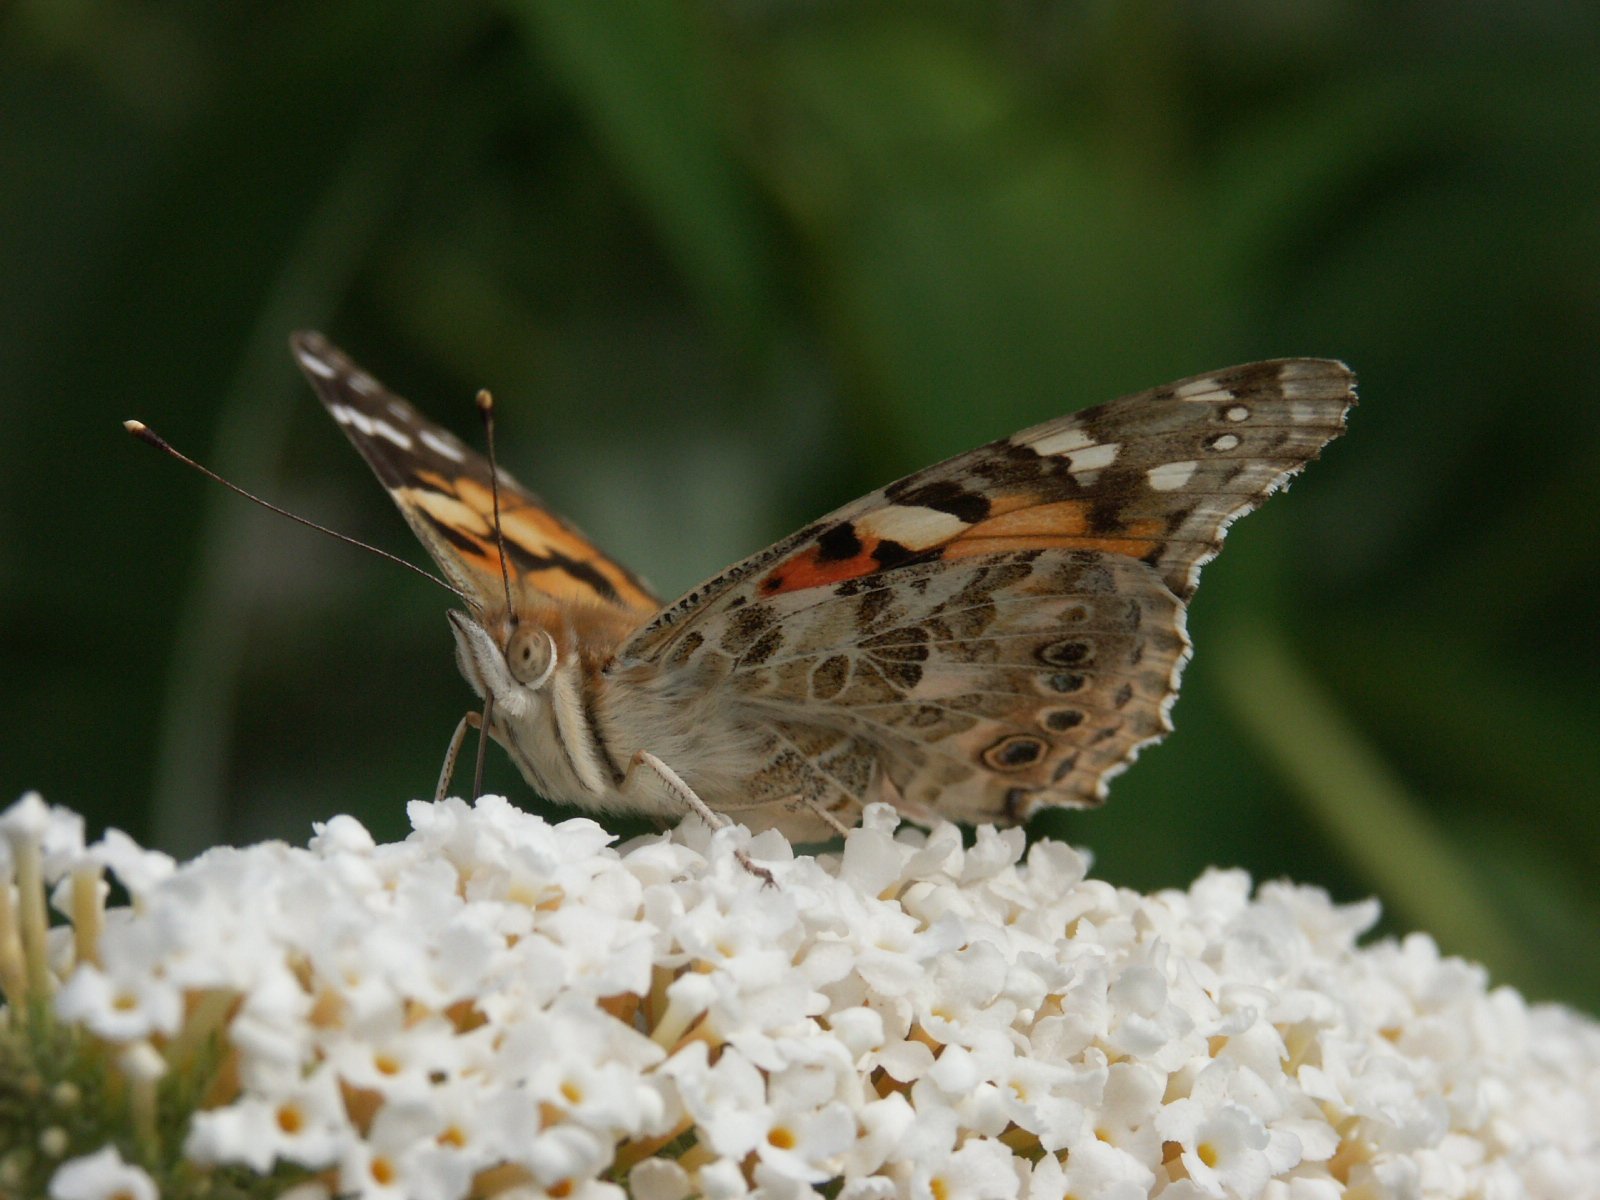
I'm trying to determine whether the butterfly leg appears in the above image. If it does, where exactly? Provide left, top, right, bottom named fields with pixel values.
left=434, top=711, right=482, bottom=802
left=627, top=751, right=775, bottom=885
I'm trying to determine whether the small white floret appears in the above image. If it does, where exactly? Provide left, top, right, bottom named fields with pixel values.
left=47, top=1146, right=158, bottom=1200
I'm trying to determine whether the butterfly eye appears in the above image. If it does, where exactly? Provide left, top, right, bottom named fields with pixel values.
left=506, top=626, right=558, bottom=688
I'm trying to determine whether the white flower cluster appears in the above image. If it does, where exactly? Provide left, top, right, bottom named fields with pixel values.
left=2, top=792, right=1597, bottom=1200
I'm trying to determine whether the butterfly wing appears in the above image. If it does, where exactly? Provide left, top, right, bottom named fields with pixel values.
left=290, top=332, right=658, bottom=618
left=617, top=359, right=1355, bottom=832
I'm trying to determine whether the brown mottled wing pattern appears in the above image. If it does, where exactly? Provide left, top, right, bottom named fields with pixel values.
left=620, top=360, right=1355, bottom=831
left=290, top=332, right=657, bottom=617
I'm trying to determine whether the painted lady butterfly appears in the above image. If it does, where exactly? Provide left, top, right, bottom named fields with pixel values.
left=291, top=332, right=1353, bottom=843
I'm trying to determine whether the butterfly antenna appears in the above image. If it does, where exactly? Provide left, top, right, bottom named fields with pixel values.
left=475, top=389, right=518, bottom=623
left=124, top=420, right=468, bottom=601
left=471, top=390, right=515, bottom=802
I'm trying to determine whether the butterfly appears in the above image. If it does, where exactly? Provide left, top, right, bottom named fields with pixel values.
left=291, top=332, right=1353, bottom=844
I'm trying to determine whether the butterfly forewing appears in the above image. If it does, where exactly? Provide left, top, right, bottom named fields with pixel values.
left=290, top=332, right=658, bottom=617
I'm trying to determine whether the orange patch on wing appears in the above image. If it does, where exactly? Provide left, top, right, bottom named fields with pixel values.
left=761, top=538, right=887, bottom=596
left=946, top=499, right=1164, bottom=559
left=410, top=477, right=657, bottom=612
left=940, top=533, right=1158, bottom=559
left=760, top=498, right=1167, bottom=597
left=437, top=480, right=650, bottom=608
left=455, top=479, right=569, bottom=542
left=412, top=468, right=460, bottom=496
left=982, top=492, right=1040, bottom=518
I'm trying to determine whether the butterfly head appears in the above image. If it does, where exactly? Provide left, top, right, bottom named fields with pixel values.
left=448, top=592, right=639, bottom=714
left=447, top=605, right=563, bottom=723
left=446, top=595, right=643, bottom=805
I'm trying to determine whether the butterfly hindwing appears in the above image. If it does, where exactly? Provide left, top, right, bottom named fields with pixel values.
left=290, top=332, right=657, bottom=618
left=620, top=549, right=1188, bottom=836
left=617, top=359, right=1354, bottom=830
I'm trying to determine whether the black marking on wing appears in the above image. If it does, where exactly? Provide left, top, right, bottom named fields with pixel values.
left=815, top=522, right=864, bottom=562
left=870, top=539, right=919, bottom=570
left=422, top=510, right=487, bottom=559
left=1085, top=466, right=1144, bottom=533
left=501, top=539, right=624, bottom=607
left=884, top=477, right=993, bottom=523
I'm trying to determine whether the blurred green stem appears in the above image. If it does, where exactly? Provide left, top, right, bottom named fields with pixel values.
left=1214, top=621, right=1529, bottom=979
left=148, top=141, right=401, bottom=857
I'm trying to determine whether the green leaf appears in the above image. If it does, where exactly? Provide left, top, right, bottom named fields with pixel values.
left=506, top=0, right=777, bottom=348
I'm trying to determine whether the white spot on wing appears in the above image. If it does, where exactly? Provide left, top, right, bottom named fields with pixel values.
left=1207, top=433, right=1241, bottom=452
left=1146, top=460, right=1198, bottom=491
left=1066, top=442, right=1119, bottom=485
left=1225, top=405, right=1251, bottom=422
left=297, top=350, right=336, bottom=379
left=350, top=373, right=378, bottom=396
left=1175, top=378, right=1233, bottom=402
left=371, top=419, right=412, bottom=449
left=1279, top=362, right=1327, bottom=398
left=856, top=505, right=969, bottom=549
left=329, top=403, right=413, bottom=449
left=420, top=429, right=466, bottom=462
left=1030, top=425, right=1094, bottom=457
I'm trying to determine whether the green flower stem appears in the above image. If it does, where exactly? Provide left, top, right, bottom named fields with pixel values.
left=14, top=840, right=52, bottom=1008
left=1215, top=621, right=1528, bottom=978
left=0, top=882, right=25, bottom=1007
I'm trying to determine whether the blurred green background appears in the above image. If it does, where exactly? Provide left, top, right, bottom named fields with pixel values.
left=2, top=4, right=1596, bottom=1009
